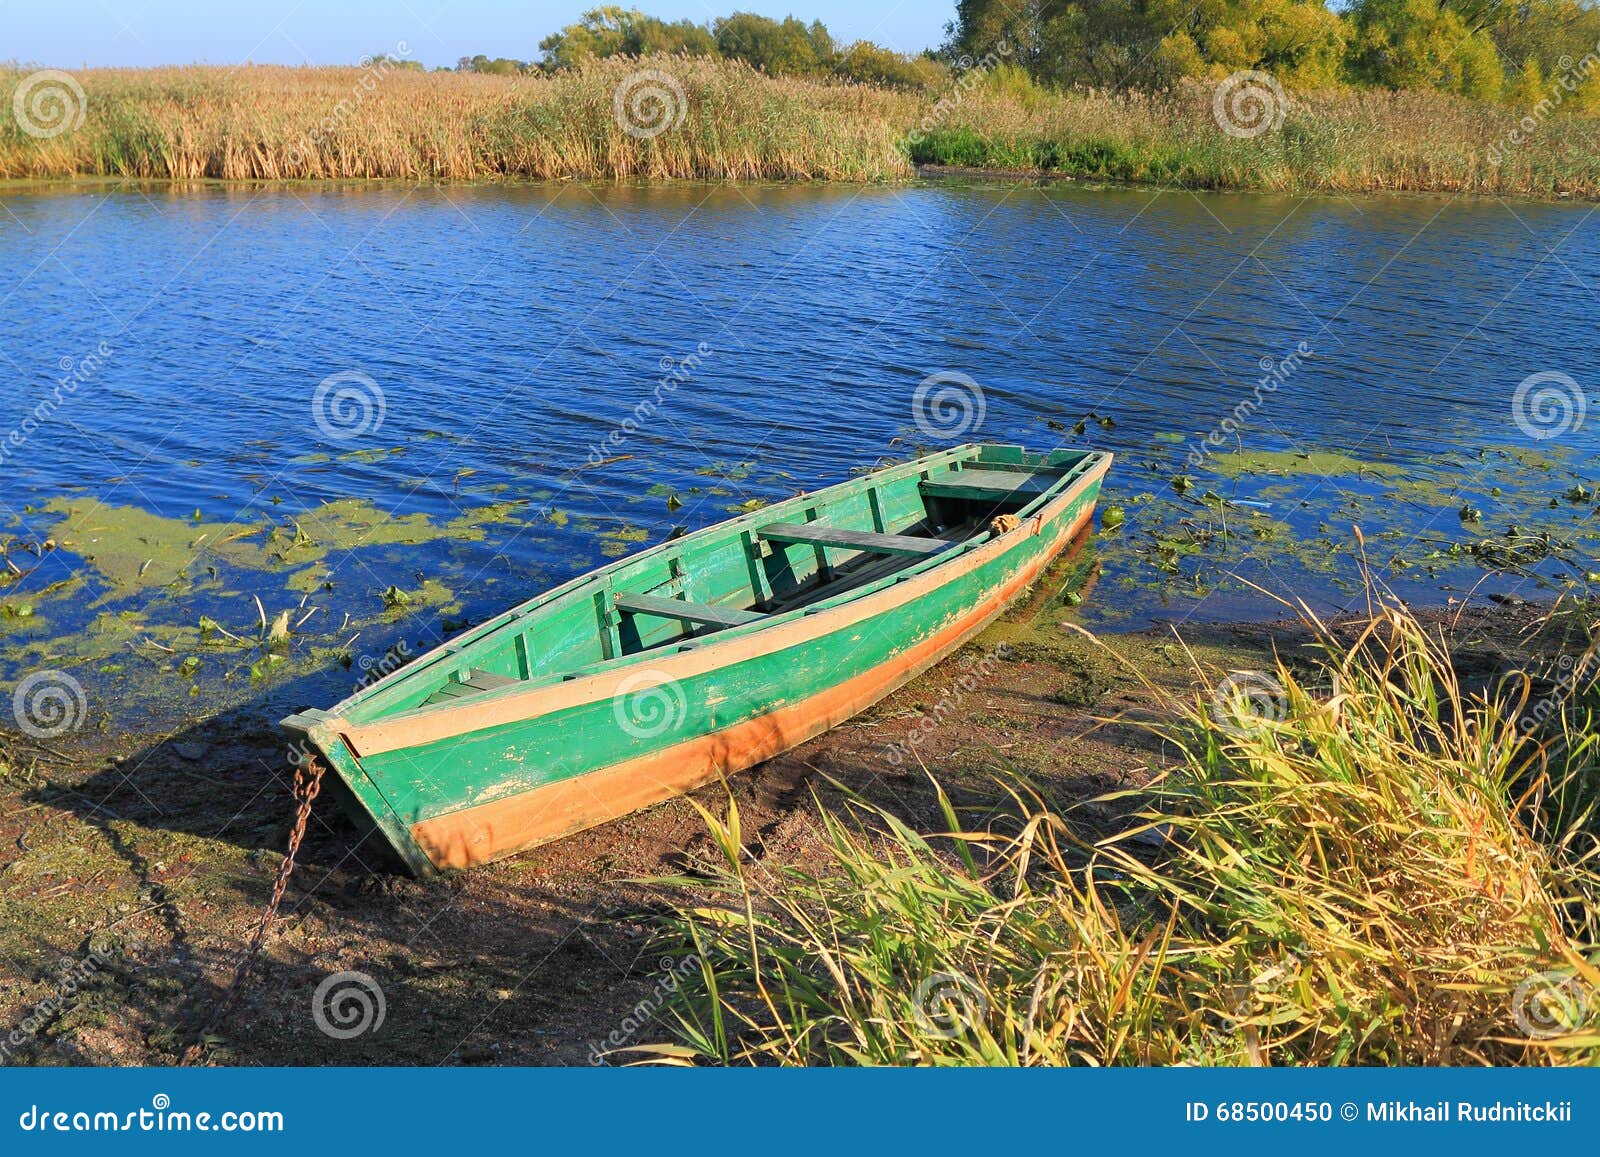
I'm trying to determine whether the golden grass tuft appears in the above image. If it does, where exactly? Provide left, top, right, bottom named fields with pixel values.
left=646, top=599, right=1600, bottom=1065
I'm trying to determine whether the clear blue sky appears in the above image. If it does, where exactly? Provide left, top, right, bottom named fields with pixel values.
left=5, top=0, right=954, bottom=68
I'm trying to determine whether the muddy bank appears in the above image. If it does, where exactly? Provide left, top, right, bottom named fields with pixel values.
left=0, top=576, right=1564, bottom=1067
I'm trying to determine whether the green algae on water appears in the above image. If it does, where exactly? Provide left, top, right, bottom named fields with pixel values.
left=1205, top=449, right=1409, bottom=481
left=41, top=495, right=525, bottom=599
left=598, top=525, right=649, bottom=558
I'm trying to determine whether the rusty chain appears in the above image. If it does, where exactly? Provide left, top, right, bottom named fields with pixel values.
left=179, top=755, right=325, bottom=1066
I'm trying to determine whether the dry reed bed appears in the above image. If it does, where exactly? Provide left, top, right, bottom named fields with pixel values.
left=0, top=60, right=916, bottom=182
left=3, top=59, right=1600, bottom=196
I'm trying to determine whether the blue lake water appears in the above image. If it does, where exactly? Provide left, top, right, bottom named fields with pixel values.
left=1, top=180, right=1597, bottom=726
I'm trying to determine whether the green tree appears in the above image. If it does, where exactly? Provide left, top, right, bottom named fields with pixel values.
left=1348, top=0, right=1501, bottom=97
left=1480, top=0, right=1600, bottom=97
left=1030, top=0, right=1161, bottom=88
left=368, top=52, right=424, bottom=71
left=537, top=6, right=636, bottom=68
left=537, top=7, right=718, bottom=68
left=457, top=53, right=529, bottom=75
left=949, top=0, right=1344, bottom=90
left=1138, top=0, right=1347, bottom=85
left=948, top=0, right=1043, bottom=62
left=630, top=16, right=718, bottom=56
left=713, top=12, right=830, bottom=74
left=833, top=41, right=946, bottom=88
left=1256, top=0, right=1348, bottom=87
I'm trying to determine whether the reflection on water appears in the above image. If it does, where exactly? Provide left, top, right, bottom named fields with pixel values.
left=1, top=180, right=1596, bottom=723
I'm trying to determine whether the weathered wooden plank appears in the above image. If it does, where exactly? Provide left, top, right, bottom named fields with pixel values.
left=757, top=522, right=951, bottom=557
left=919, top=469, right=1055, bottom=501
left=974, top=462, right=1073, bottom=475
left=614, top=591, right=764, bottom=629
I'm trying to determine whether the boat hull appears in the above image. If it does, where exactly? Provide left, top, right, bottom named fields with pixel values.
left=290, top=451, right=1109, bottom=874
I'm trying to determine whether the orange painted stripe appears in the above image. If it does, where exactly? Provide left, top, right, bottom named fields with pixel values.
left=407, top=499, right=1097, bottom=870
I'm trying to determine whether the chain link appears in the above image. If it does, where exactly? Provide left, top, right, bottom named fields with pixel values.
left=179, top=756, right=325, bottom=1065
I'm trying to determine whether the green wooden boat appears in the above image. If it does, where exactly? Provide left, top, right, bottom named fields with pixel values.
left=282, top=443, right=1112, bottom=874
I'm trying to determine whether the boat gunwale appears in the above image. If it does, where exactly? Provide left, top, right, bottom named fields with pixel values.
left=409, top=493, right=1106, bottom=870
left=299, top=444, right=1105, bottom=729
left=325, top=451, right=1111, bottom=760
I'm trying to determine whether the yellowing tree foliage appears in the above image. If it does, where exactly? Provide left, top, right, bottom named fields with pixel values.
left=946, top=0, right=1600, bottom=104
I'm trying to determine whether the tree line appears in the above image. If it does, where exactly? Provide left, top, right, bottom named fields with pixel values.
left=447, top=1, right=1600, bottom=106
left=947, top=0, right=1600, bottom=103
left=456, top=7, right=943, bottom=89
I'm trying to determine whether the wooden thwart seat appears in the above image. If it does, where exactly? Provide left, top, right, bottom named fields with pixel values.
left=757, top=522, right=951, bottom=558
left=919, top=469, right=1054, bottom=502
left=614, top=591, right=765, bottom=629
